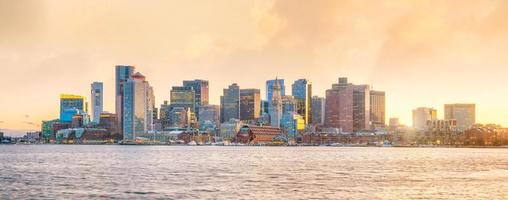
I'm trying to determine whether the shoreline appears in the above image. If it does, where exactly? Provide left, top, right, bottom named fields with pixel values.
left=2, top=143, right=508, bottom=149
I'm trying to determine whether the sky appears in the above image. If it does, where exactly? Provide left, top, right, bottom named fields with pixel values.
left=1, top=0, right=508, bottom=136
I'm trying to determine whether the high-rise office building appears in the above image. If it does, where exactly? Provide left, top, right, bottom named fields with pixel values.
left=353, top=84, right=370, bottom=131
left=170, top=86, right=196, bottom=113
left=198, top=104, right=220, bottom=131
left=266, top=79, right=285, bottom=102
left=292, top=79, right=312, bottom=124
left=220, top=83, right=240, bottom=123
left=370, top=90, right=386, bottom=128
left=282, top=95, right=297, bottom=113
left=269, top=78, right=283, bottom=127
left=122, top=72, right=155, bottom=141
left=311, top=96, right=325, bottom=125
left=115, top=65, right=135, bottom=134
left=168, top=107, right=189, bottom=128
left=444, top=104, right=476, bottom=131
left=91, top=82, right=103, bottom=123
left=60, top=94, right=87, bottom=122
left=412, top=107, right=437, bottom=130
left=325, top=78, right=354, bottom=132
left=183, top=80, right=209, bottom=117
left=240, top=89, right=261, bottom=121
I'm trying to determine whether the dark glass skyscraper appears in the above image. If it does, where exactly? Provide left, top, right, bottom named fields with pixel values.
left=311, top=96, right=325, bottom=125
left=115, top=65, right=135, bottom=135
left=170, top=86, right=196, bottom=113
left=183, top=79, right=209, bottom=117
left=220, top=83, right=240, bottom=123
left=240, top=89, right=261, bottom=121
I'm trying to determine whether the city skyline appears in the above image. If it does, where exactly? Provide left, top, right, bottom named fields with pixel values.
left=2, top=0, right=508, bottom=134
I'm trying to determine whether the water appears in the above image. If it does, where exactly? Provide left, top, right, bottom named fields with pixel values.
left=0, top=145, right=507, bottom=199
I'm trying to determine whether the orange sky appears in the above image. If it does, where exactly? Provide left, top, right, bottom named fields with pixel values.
left=1, top=0, right=507, bottom=135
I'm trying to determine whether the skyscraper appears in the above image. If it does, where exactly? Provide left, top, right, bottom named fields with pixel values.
left=183, top=79, right=209, bottom=116
left=220, top=83, right=240, bottom=123
left=269, top=78, right=283, bottom=127
left=311, top=96, right=325, bottom=125
left=170, top=86, right=196, bottom=113
left=266, top=79, right=285, bottom=102
left=370, top=90, right=386, bottom=128
left=122, top=72, right=154, bottom=141
left=325, top=78, right=354, bottom=132
left=60, top=94, right=86, bottom=122
left=444, top=104, right=476, bottom=131
left=292, top=79, right=312, bottom=124
left=115, top=65, right=135, bottom=134
left=90, top=82, right=103, bottom=123
left=353, top=84, right=370, bottom=131
left=281, top=95, right=297, bottom=113
left=412, top=107, right=437, bottom=130
left=240, top=89, right=261, bottom=121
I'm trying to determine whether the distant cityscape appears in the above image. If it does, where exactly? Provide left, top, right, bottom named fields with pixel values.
left=1, top=65, right=507, bottom=146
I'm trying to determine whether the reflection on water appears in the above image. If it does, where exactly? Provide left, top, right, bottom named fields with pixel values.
left=0, top=145, right=507, bottom=199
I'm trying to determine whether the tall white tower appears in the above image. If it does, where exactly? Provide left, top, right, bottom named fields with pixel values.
left=91, top=82, right=103, bottom=123
left=270, top=77, right=283, bottom=127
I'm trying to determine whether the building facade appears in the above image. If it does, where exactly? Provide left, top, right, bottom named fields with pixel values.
left=280, top=112, right=305, bottom=138
left=370, top=90, right=386, bottom=128
left=292, top=79, right=312, bottom=124
left=444, top=104, right=476, bottom=131
left=353, top=84, right=371, bottom=131
left=198, top=104, right=220, bottom=131
left=170, top=86, right=196, bottom=113
left=91, top=82, right=103, bottom=124
left=183, top=79, right=209, bottom=117
left=60, top=94, right=86, bottom=122
left=220, top=83, right=240, bottom=123
left=269, top=78, right=283, bottom=128
left=240, top=89, right=261, bottom=121
left=266, top=79, right=285, bottom=102
left=412, top=107, right=437, bottom=131
left=311, top=96, right=325, bottom=125
left=115, top=65, right=135, bottom=135
left=325, top=78, right=354, bottom=132
left=122, top=72, right=155, bottom=141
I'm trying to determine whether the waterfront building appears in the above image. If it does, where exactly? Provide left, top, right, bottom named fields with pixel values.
left=444, top=104, right=476, bottom=131
left=170, top=86, right=196, bottom=113
left=426, top=119, right=457, bottom=132
left=122, top=72, right=155, bottom=141
left=183, top=79, right=209, bottom=117
left=370, top=90, right=386, bottom=128
left=281, top=95, right=297, bottom=113
left=280, top=112, right=305, bottom=138
left=220, top=83, right=240, bottom=123
left=292, top=79, right=312, bottom=124
left=99, top=112, right=120, bottom=140
left=240, top=89, right=261, bottom=121
left=325, top=78, right=354, bottom=132
left=311, top=96, right=325, bottom=125
left=115, top=65, right=135, bottom=135
left=236, top=125, right=283, bottom=144
left=90, top=82, right=103, bottom=124
left=220, top=119, right=243, bottom=141
left=41, top=119, right=59, bottom=141
left=269, top=78, right=283, bottom=128
left=198, top=104, right=220, bottom=131
left=353, top=84, right=371, bottom=131
left=60, top=94, right=86, bottom=122
left=71, top=113, right=89, bottom=128
left=266, top=79, right=285, bottom=102
left=412, top=107, right=438, bottom=131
